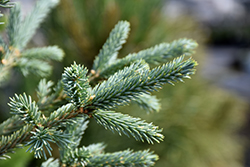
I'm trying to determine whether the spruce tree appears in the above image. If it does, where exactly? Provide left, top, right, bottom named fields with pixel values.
left=0, top=0, right=198, bottom=166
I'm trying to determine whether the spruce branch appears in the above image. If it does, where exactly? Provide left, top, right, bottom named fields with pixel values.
left=87, top=149, right=158, bottom=167
left=60, top=146, right=90, bottom=167
left=52, top=113, right=89, bottom=166
left=7, top=2, right=21, bottom=47
left=0, top=124, right=33, bottom=159
left=26, top=127, right=54, bottom=159
left=91, top=56, right=197, bottom=110
left=26, top=127, right=70, bottom=160
left=147, top=56, right=197, bottom=86
left=90, top=61, right=148, bottom=110
left=0, top=1, right=63, bottom=84
left=98, top=39, right=198, bottom=78
left=45, top=103, right=75, bottom=127
left=17, top=58, right=52, bottom=77
left=62, top=62, right=90, bottom=108
left=8, top=93, right=42, bottom=125
left=21, top=46, right=64, bottom=61
left=93, top=110, right=164, bottom=144
left=50, top=129, right=71, bottom=149
left=93, top=21, right=130, bottom=72
left=1, top=102, right=80, bottom=160
left=1, top=95, right=75, bottom=160
left=0, top=15, right=199, bottom=166
left=63, top=116, right=89, bottom=149
left=59, top=116, right=90, bottom=166
left=37, top=80, right=66, bottom=112
left=12, top=0, right=59, bottom=50
left=37, top=79, right=54, bottom=105
left=0, top=115, right=23, bottom=135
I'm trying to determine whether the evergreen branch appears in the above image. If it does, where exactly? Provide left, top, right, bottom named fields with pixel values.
left=63, top=116, right=89, bottom=149
left=133, top=93, right=161, bottom=113
left=37, top=79, right=54, bottom=104
left=21, top=46, right=64, bottom=61
left=26, top=127, right=71, bottom=159
left=87, top=149, right=158, bottom=167
left=1, top=2, right=64, bottom=84
left=99, top=39, right=197, bottom=78
left=41, top=158, right=59, bottom=167
left=26, top=127, right=54, bottom=159
left=91, top=56, right=197, bottom=110
left=17, top=58, right=52, bottom=77
left=59, top=117, right=89, bottom=166
left=93, top=21, right=130, bottom=72
left=13, top=0, right=59, bottom=50
left=7, top=2, right=21, bottom=47
left=0, top=46, right=21, bottom=84
left=0, top=13, right=200, bottom=166
left=1, top=103, right=79, bottom=160
left=37, top=80, right=66, bottom=112
left=8, top=93, right=42, bottom=125
left=45, top=103, right=75, bottom=127
left=90, top=61, right=148, bottom=110
left=147, top=56, right=197, bottom=86
left=51, top=130, right=71, bottom=149
left=0, top=115, right=23, bottom=135
left=62, top=62, right=90, bottom=108
left=86, top=143, right=106, bottom=155
left=60, top=146, right=90, bottom=167
left=0, top=124, right=33, bottom=159
left=92, top=110, right=164, bottom=144
left=90, top=59, right=149, bottom=83
left=1, top=104, right=77, bottom=161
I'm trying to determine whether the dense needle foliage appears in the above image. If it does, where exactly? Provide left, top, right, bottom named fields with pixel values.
left=0, top=0, right=198, bottom=166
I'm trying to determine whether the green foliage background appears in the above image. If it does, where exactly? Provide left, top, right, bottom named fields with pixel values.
left=0, top=0, right=247, bottom=166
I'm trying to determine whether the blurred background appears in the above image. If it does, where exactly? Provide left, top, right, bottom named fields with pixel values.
left=1, top=0, right=250, bottom=166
